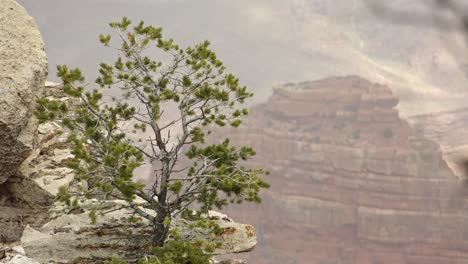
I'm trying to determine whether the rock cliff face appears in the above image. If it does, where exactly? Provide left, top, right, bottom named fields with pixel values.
left=215, top=76, right=468, bottom=264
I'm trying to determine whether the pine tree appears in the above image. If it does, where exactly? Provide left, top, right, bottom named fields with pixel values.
left=35, top=17, right=269, bottom=253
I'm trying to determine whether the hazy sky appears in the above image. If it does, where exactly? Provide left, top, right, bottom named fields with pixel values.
left=18, top=0, right=468, bottom=115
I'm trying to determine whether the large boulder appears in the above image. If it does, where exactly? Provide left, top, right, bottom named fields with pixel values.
left=0, top=0, right=48, bottom=184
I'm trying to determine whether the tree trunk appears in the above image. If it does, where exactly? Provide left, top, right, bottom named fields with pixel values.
left=152, top=207, right=170, bottom=247
left=152, top=157, right=171, bottom=247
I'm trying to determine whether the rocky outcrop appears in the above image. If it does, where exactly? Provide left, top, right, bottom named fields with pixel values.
left=0, top=0, right=48, bottom=184
left=213, top=76, right=468, bottom=264
left=21, top=203, right=256, bottom=263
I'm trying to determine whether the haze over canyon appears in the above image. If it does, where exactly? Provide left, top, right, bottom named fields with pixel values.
left=4, top=0, right=468, bottom=263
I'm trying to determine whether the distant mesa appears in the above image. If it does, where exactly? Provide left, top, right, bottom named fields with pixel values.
left=216, top=75, right=468, bottom=264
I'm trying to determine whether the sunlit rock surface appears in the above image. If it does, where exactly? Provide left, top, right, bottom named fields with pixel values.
left=216, top=76, right=468, bottom=264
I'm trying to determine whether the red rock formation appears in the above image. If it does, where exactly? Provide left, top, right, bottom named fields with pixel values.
left=215, top=76, right=468, bottom=264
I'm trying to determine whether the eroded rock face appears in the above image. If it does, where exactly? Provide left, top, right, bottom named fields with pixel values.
left=0, top=0, right=48, bottom=184
left=215, top=76, right=468, bottom=264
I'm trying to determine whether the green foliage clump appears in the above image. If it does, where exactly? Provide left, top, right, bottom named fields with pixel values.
left=105, top=241, right=210, bottom=264
left=143, top=240, right=212, bottom=264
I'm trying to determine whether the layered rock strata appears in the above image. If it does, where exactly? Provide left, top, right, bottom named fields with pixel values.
left=215, top=76, right=468, bottom=264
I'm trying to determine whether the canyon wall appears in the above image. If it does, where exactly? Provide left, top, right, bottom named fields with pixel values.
left=217, top=76, right=468, bottom=264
